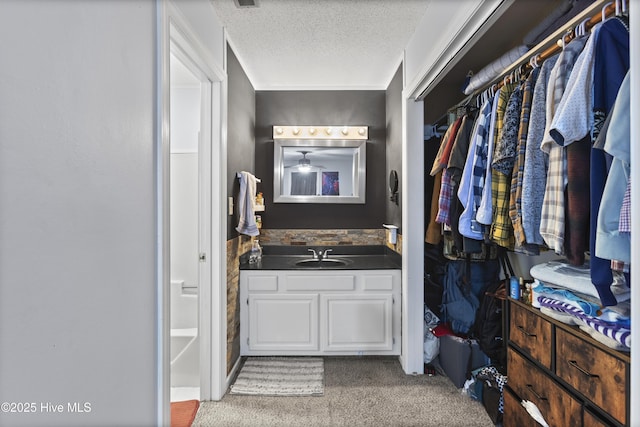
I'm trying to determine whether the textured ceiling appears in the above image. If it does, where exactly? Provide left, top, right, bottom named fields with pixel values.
left=210, top=0, right=431, bottom=90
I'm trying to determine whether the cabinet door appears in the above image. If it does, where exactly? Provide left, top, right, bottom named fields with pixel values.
left=248, top=294, right=319, bottom=351
left=322, top=294, right=393, bottom=351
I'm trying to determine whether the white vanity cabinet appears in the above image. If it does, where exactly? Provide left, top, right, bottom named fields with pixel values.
left=240, top=269, right=401, bottom=356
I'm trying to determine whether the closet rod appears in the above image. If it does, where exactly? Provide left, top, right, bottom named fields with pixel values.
left=476, top=0, right=625, bottom=97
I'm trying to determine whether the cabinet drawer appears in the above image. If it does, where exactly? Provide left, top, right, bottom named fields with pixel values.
left=556, top=328, right=627, bottom=425
left=509, top=303, right=552, bottom=369
left=503, top=387, right=538, bottom=427
left=507, top=348, right=582, bottom=427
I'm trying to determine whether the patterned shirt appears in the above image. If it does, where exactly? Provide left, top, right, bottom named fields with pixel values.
left=489, top=82, right=517, bottom=248
left=477, top=92, right=501, bottom=225
left=539, top=35, right=588, bottom=254
left=522, top=55, right=558, bottom=246
left=436, top=168, right=453, bottom=226
left=458, top=98, right=492, bottom=240
left=510, top=67, right=539, bottom=248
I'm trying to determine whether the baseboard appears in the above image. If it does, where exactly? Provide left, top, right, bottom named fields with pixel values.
left=225, top=356, right=243, bottom=393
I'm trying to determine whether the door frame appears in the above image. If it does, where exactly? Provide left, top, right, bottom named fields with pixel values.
left=158, top=1, right=228, bottom=424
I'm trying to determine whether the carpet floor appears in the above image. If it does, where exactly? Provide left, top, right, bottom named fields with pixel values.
left=193, top=357, right=494, bottom=426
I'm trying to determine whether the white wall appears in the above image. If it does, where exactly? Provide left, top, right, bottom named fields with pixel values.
left=170, top=154, right=199, bottom=289
left=404, top=0, right=507, bottom=99
left=170, top=87, right=200, bottom=290
left=0, top=1, right=156, bottom=426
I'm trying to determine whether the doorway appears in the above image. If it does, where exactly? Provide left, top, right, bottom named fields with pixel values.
left=169, top=52, right=204, bottom=401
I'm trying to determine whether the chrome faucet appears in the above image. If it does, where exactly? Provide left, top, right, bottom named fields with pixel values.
left=308, top=248, right=319, bottom=259
left=318, top=248, right=333, bottom=261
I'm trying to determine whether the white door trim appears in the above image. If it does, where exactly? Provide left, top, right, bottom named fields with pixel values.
left=157, top=2, right=228, bottom=424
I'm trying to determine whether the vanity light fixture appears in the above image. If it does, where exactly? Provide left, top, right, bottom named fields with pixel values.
left=272, top=125, right=368, bottom=140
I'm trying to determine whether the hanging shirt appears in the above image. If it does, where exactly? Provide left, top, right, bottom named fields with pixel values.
left=477, top=91, right=503, bottom=225
left=596, top=71, right=630, bottom=263
left=510, top=67, right=539, bottom=249
left=430, top=117, right=463, bottom=176
left=459, top=98, right=493, bottom=240
left=548, top=24, right=601, bottom=265
left=590, top=16, right=630, bottom=306
left=522, top=54, right=558, bottom=246
left=539, top=35, right=588, bottom=254
left=491, top=84, right=521, bottom=249
left=619, top=180, right=631, bottom=234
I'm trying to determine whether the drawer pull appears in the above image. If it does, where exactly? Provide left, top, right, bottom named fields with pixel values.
left=568, top=360, right=600, bottom=379
left=526, top=384, right=548, bottom=402
left=517, top=325, right=537, bottom=338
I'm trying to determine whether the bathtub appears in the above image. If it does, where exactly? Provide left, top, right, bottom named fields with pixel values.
left=170, top=280, right=199, bottom=387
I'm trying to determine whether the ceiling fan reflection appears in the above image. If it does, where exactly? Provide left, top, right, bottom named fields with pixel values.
left=283, top=151, right=326, bottom=171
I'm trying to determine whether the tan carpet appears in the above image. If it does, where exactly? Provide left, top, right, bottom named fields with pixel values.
left=193, top=357, right=493, bottom=426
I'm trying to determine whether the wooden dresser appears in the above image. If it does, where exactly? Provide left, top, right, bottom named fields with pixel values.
left=505, top=299, right=630, bottom=426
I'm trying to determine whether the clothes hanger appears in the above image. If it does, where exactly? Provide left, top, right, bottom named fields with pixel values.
left=602, top=1, right=613, bottom=22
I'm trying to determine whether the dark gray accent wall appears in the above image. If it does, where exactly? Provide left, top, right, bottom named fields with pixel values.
left=385, top=65, right=402, bottom=232
left=255, top=90, right=386, bottom=229
left=226, top=46, right=256, bottom=239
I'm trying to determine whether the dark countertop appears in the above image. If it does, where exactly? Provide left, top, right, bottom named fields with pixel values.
left=239, top=245, right=402, bottom=270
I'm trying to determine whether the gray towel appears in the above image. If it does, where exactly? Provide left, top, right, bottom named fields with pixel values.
left=235, top=171, right=259, bottom=236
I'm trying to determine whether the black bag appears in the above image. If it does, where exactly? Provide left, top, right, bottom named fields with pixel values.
left=473, top=279, right=507, bottom=366
left=471, top=252, right=513, bottom=367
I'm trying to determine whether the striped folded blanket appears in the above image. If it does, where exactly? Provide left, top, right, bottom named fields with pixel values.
left=538, top=296, right=631, bottom=349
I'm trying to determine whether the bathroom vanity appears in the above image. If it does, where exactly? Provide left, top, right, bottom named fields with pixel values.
left=239, top=246, right=401, bottom=356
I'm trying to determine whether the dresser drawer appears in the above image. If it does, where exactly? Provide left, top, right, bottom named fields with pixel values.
left=509, top=302, right=553, bottom=369
left=503, top=387, right=538, bottom=427
left=556, top=328, right=627, bottom=425
left=508, top=348, right=582, bottom=426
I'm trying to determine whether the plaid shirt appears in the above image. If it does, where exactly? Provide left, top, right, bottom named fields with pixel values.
left=490, top=83, right=517, bottom=249
left=436, top=168, right=453, bottom=226
left=540, top=36, right=588, bottom=254
left=510, top=68, right=539, bottom=247
left=458, top=98, right=492, bottom=239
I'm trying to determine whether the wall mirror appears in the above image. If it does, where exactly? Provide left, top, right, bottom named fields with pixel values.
left=273, top=126, right=367, bottom=204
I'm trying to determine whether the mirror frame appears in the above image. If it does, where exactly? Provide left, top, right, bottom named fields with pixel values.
left=273, top=139, right=366, bottom=204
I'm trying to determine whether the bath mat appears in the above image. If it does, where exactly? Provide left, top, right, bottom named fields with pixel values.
left=170, top=399, right=199, bottom=427
left=230, top=357, right=324, bottom=396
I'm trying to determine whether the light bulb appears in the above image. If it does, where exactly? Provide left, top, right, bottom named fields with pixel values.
left=358, top=127, right=366, bottom=136
left=292, top=127, right=300, bottom=135
left=341, top=127, right=349, bottom=135
left=275, top=127, right=284, bottom=135
left=325, top=127, right=332, bottom=135
left=308, top=128, right=317, bottom=135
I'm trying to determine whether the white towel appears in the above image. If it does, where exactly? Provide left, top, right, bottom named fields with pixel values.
left=235, top=171, right=259, bottom=237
